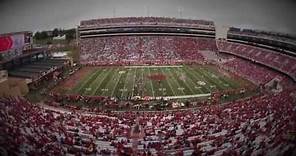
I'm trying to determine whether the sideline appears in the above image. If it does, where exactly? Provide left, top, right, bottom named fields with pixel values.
left=157, top=93, right=211, bottom=100
left=124, top=65, right=183, bottom=68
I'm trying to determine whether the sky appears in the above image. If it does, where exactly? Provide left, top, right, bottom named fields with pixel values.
left=0, top=0, right=295, bottom=35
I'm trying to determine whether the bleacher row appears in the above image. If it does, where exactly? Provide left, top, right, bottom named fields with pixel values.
left=80, top=17, right=296, bottom=47
left=1, top=89, right=296, bottom=155
left=228, top=27, right=296, bottom=45
left=217, top=41, right=296, bottom=81
left=80, top=17, right=214, bottom=29
left=80, top=36, right=217, bottom=65
left=8, top=59, right=66, bottom=80
left=221, top=57, right=291, bottom=86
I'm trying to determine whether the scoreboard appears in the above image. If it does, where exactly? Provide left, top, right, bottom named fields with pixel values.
left=0, top=34, right=24, bottom=52
left=0, top=31, right=33, bottom=60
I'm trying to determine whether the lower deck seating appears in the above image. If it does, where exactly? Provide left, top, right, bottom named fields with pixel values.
left=1, top=89, right=295, bottom=155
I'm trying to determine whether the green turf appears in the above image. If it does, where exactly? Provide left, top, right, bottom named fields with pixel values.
left=69, top=65, right=242, bottom=98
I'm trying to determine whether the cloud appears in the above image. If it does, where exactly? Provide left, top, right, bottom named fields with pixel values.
left=0, top=0, right=295, bottom=35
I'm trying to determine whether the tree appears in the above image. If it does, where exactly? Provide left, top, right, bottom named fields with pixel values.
left=34, top=31, right=49, bottom=40
left=34, top=31, right=41, bottom=40
left=68, top=46, right=80, bottom=62
left=65, top=28, right=76, bottom=41
left=46, top=40, right=52, bottom=45
left=40, top=31, right=49, bottom=39
left=52, top=28, right=59, bottom=37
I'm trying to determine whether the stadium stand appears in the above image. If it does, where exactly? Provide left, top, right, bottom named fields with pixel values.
left=1, top=16, right=296, bottom=156
left=217, top=40, right=296, bottom=81
left=8, top=59, right=66, bottom=81
left=80, top=17, right=214, bottom=29
left=228, top=27, right=296, bottom=53
left=1, top=89, right=295, bottom=155
left=80, top=36, right=217, bottom=65
left=222, top=57, right=284, bottom=85
left=228, top=27, right=296, bottom=44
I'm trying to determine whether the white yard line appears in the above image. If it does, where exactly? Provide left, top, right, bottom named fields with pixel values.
left=80, top=71, right=101, bottom=95
left=166, top=68, right=186, bottom=95
left=160, top=93, right=211, bottom=99
left=148, top=68, right=155, bottom=97
left=120, top=70, right=130, bottom=98
left=111, top=69, right=123, bottom=97
left=91, top=69, right=113, bottom=95
left=200, top=67, right=226, bottom=89
left=160, top=68, right=177, bottom=96
left=141, top=68, right=145, bottom=97
left=179, top=67, right=203, bottom=94
left=131, top=68, right=137, bottom=97
left=175, top=67, right=196, bottom=95
left=178, top=67, right=206, bottom=93
left=184, top=67, right=211, bottom=93
left=76, top=70, right=99, bottom=93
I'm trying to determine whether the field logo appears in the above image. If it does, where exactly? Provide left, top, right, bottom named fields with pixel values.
left=147, top=73, right=166, bottom=81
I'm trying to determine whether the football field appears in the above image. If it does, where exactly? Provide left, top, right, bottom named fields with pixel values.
left=70, top=65, right=241, bottom=99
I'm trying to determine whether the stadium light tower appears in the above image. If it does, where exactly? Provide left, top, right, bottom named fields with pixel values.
left=75, top=25, right=79, bottom=46
left=178, top=7, right=183, bottom=18
left=145, top=6, right=150, bottom=17
left=113, top=7, right=116, bottom=17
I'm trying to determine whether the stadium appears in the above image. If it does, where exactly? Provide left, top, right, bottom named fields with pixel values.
left=1, top=3, right=296, bottom=156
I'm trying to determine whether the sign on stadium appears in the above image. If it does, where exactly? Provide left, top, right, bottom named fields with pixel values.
left=0, top=31, right=33, bottom=60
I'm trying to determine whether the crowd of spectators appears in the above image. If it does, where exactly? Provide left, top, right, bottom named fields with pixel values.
left=222, top=57, right=284, bottom=85
left=217, top=41, right=296, bottom=81
left=3, top=18, right=296, bottom=155
left=1, top=89, right=296, bottom=155
left=80, top=36, right=217, bottom=65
